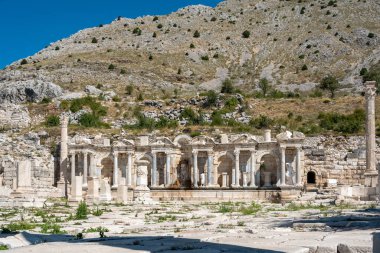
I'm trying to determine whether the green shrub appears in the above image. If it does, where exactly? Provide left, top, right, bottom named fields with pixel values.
left=2, top=221, right=36, bottom=232
left=157, top=24, right=163, bottom=29
left=205, top=90, right=218, bottom=107
left=180, top=108, right=203, bottom=125
left=318, top=109, right=365, bottom=134
left=0, top=245, right=9, bottom=250
left=126, top=85, right=134, bottom=95
left=239, top=202, right=262, bottom=215
left=360, top=68, right=368, bottom=76
left=91, top=37, right=98, bottom=43
left=224, top=97, right=239, bottom=109
left=258, top=78, right=271, bottom=97
left=193, top=30, right=200, bottom=38
left=250, top=115, right=273, bottom=129
left=221, top=79, right=235, bottom=94
left=320, top=75, right=340, bottom=98
left=301, top=64, right=308, bottom=71
left=40, top=97, right=52, bottom=104
left=153, top=16, right=158, bottom=21
left=45, top=115, right=60, bottom=127
left=55, top=46, right=60, bottom=50
left=75, top=201, right=88, bottom=220
left=92, top=206, right=103, bottom=216
left=201, top=55, right=209, bottom=61
left=108, top=64, right=115, bottom=70
left=137, top=93, right=144, bottom=101
left=368, top=33, right=375, bottom=38
left=211, top=17, right=217, bottom=21
left=133, top=27, right=142, bottom=35
left=242, top=30, right=250, bottom=38
left=112, top=96, right=121, bottom=102
left=211, top=111, right=223, bottom=126
left=152, top=32, right=157, bottom=38
left=79, top=113, right=109, bottom=128
left=20, top=59, right=28, bottom=65
left=40, top=222, right=66, bottom=234
left=190, top=43, right=195, bottom=48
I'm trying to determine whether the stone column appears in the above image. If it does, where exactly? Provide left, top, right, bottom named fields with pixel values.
left=165, top=152, right=171, bottom=186
left=250, top=150, right=257, bottom=187
left=127, top=152, right=133, bottom=186
left=83, top=152, right=88, bottom=187
left=296, top=147, right=302, bottom=186
left=193, top=150, right=198, bottom=188
left=89, top=153, right=95, bottom=177
left=112, top=152, right=119, bottom=188
left=222, top=172, right=228, bottom=187
left=58, top=116, right=68, bottom=189
left=232, top=169, right=236, bottom=186
left=280, top=147, right=286, bottom=186
left=152, top=151, right=157, bottom=187
left=207, top=151, right=213, bottom=186
left=364, top=81, right=378, bottom=187
left=70, top=152, right=76, bottom=185
left=234, top=149, right=240, bottom=187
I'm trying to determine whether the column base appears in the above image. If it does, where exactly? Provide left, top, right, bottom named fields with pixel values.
left=231, top=185, right=242, bottom=189
left=364, top=171, right=378, bottom=187
left=111, top=185, right=119, bottom=190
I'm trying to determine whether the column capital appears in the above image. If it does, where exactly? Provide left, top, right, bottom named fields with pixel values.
left=250, top=149, right=256, bottom=155
left=234, top=149, right=240, bottom=156
left=69, top=151, right=76, bottom=156
left=365, top=81, right=377, bottom=99
left=192, top=149, right=199, bottom=155
left=207, top=150, right=214, bottom=156
left=113, top=151, right=119, bottom=156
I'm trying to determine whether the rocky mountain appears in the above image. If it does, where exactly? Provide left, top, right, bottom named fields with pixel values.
left=1, top=0, right=379, bottom=100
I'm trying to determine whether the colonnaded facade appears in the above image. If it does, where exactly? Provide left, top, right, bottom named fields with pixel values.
left=58, top=120, right=305, bottom=203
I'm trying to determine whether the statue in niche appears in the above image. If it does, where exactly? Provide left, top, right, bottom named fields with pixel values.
left=200, top=173, right=205, bottom=186
left=285, top=163, right=294, bottom=185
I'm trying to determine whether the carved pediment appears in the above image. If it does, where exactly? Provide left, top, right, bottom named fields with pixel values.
left=151, top=137, right=174, bottom=146
left=71, top=135, right=91, bottom=145
left=231, top=134, right=257, bottom=144
left=112, top=139, right=134, bottom=147
left=276, top=131, right=305, bottom=141
left=191, top=136, right=215, bottom=145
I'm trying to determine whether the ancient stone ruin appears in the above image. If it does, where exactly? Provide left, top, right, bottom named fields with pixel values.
left=0, top=82, right=378, bottom=207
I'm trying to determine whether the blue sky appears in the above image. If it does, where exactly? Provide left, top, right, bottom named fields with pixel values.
left=0, top=0, right=222, bottom=69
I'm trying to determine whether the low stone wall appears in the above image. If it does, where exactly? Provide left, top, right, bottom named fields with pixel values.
left=303, top=136, right=379, bottom=187
left=149, top=189, right=280, bottom=201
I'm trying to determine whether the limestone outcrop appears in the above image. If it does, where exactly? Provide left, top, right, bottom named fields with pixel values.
left=0, top=80, right=63, bottom=104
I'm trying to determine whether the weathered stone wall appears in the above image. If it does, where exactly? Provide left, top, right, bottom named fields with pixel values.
left=0, top=103, right=30, bottom=129
left=303, top=136, right=379, bottom=187
left=0, top=133, right=55, bottom=191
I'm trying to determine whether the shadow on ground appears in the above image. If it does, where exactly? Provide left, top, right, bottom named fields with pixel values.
left=276, top=207, right=380, bottom=232
left=8, top=232, right=284, bottom=253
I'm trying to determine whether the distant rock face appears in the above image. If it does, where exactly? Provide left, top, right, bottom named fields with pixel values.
left=0, top=80, right=63, bottom=104
left=0, top=103, right=31, bottom=129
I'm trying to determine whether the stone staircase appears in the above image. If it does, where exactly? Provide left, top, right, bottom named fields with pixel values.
left=296, top=188, right=338, bottom=205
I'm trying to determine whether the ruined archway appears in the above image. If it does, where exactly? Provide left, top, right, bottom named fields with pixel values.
left=307, top=171, right=316, bottom=184
left=175, top=158, right=191, bottom=188
left=259, top=154, right=278, bottom=187
left=100, top=157, right=113, bottom=184
left=217, top=154, right=233, bottom=187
